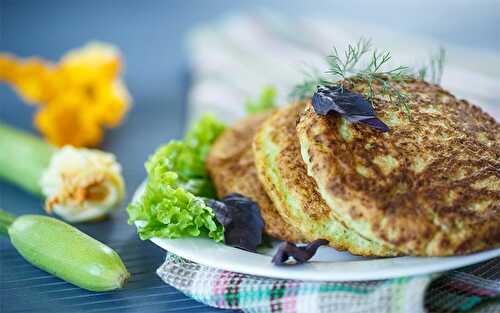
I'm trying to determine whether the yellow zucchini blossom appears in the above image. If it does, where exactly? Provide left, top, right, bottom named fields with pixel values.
left=0, top=42, right=131, bottom=147
left=41, top=146, right=125, bottom=223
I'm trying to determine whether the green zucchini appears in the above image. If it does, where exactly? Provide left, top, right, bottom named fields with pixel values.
left=0, top=122, right=55, bottom=196
left=1, top=210, right=130, bottom=291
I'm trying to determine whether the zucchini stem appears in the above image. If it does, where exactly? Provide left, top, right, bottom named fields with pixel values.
left=0, top=209, right=17, bottom=236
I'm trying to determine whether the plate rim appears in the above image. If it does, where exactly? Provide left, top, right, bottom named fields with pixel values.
left=133, top=182, right=500, bottom=281
left=147, top=235, right=500, bottom=281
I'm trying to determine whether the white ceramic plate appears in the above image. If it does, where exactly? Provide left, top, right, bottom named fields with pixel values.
left=133, top=183, right=500, bottom=281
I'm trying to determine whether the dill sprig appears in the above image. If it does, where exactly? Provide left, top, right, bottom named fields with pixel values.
left=326, top=38, right=372, bottom=81
left=431, top=47, right=446, bottom=84
left=290, top=38, right=413, bottom=113
left=289, top=70, right=331, bottom=101
left=417, top=47, right=446, bottom=84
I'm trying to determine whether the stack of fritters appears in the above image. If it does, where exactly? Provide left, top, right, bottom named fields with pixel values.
left=206, top=111, right=304, bottom=242
left=207, top=79, right=500, bottom=256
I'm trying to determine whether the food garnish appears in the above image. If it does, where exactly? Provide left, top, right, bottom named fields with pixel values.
left=416, top=47, right=446, bottom=84
left=272, top=239, right=329, bottom=265
left=291, top=39, right=449, bottom=131
left=292, top=40, right=410, bottom=102
left=0, top=122, right=125, bottom=222
left=245, top=85, right=277, bottom=114
left=128, top=114, right=225, bottom=241
left=312, top=85, right=390, bottom=132
left=207, top=193, right=264, bottom=252
left=0, top=209, right=130, bottom=291
left=0, top=42, right=131, bottom=147
left=292, top=40, right=447, bottom=116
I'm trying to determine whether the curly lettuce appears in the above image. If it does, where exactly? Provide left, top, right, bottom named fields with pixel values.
left=245, top=85, right=277, bottom=114
left=128, top=114, right=225, bottom=241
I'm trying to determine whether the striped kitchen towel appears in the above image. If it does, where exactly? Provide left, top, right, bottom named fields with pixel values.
left=157, top=253, right=500, bottom=313
left=157, top=11, right=500, bottom=313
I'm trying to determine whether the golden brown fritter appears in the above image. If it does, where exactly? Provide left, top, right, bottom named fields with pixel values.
left=206, top=111, right=304, bottom=242
left=253, top=102, right=398, bottom=256
left=297, top=78, right=500, bottom=256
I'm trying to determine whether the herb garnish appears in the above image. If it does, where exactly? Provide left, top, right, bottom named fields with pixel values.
left=207, top=193, right=264, bottom=252
left=291, top=39, right=447, bottom=118
left=312, top=85, right=390, bottom=132
left=272, top=239, right=329, bottom=265
left=291, top=38, right=413, bottom=114
left=417, top=47, right=446, bottom=84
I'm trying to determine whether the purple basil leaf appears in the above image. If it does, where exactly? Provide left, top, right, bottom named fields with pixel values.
left=207, top=193, right=264, bottom=252
left=359, top=118, right=390, bottom=132
left=272, top=239, right=329, bottom=265
left=271, top=244, right=290, bottom=264
left=312, top=85, right=390, bottom=132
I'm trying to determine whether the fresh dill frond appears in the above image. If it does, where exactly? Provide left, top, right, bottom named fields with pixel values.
left=414, top=47, right=446, bottom=84
left=290, top=40, right=374, bottom=100
left=417, top=66, right=428, bottom=81
left=353, top=49, right=411, bottom=113
left=289, top=72, right=331, bottom=101
left=289, top=78, right=320, bottom=101
left=326, top=38, right=372, bottom=81
left=290, top=38, right=413, bottom=113
left=430, top=47, right=446, bottom=84
left=245, top=85, right=278, bottom=114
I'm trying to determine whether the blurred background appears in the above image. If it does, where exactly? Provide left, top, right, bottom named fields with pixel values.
left=0, top=1, right=499, bottom=312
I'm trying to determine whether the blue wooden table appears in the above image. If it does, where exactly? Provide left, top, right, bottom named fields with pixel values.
left=0, top=1, right=245, bottom=312
left=1, top=1, right=497, bottom=312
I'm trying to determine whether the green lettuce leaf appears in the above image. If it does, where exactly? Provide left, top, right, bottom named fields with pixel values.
left=245, top=86, right=277, bottom=114
left=128, top=114, right=225, bottom=241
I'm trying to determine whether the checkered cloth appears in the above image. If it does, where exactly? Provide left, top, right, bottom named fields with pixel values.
left=156, top=12, right=500, bottom=313
left=157, top=254, right=500, bottom=313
